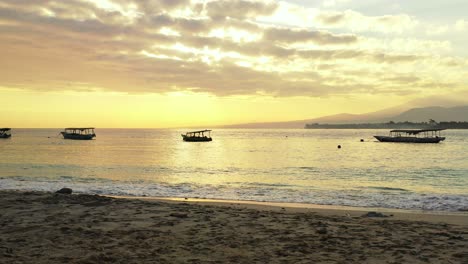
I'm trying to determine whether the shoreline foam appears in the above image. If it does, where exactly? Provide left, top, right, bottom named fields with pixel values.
left=1, top=176, right=467, bottom=212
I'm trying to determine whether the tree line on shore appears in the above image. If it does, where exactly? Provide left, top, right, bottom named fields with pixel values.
left=305, top=121, right=468, bottom=129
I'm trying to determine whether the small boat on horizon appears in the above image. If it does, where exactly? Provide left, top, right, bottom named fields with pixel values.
left=0, top=128, right=11, bottom=138
left=61, top=127, right=96, bottom=140
left=374, top=129, right=445, bottom=143
left=182, top=129, right=212, bottom=142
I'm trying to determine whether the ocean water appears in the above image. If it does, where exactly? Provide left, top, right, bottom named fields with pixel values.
left=0, top=128, right=467, bottom=212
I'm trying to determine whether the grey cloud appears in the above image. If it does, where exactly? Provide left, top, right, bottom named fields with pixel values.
left=0, top=0, right=446, bottom=98
left=0, top=0, right=53, bottom=6
left=109, top=0, right=190, bottom=14
left=0, top=35, right=380, bottom=97
left=297, top=50, right=363, bottom=60
left=298, top=50, right=422, bottom=64
left=264, top=27, right=358, bottom=45
left=223, top=18, right=261, bottom=32
left=314, top=10, right=418, bottom=33
left=204, top=0, right=278, bottom=19
left=315, top=12, right=345, bottom=25
left=372, top=53, right=420, bottom=63
left=142, top=14, right=263, bottom=38
left=146, top=14, right=212, bottom=33
left=0, top=7, right=127, bottom=36
left=382, top=76, right=420, bottom=84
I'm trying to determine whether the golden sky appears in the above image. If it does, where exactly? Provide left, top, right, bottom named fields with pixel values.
left=1, top=0, right=467, bottom=128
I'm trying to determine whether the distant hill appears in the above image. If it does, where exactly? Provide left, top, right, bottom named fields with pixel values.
left=387, top=106, right=468, bottom=122
left=305, top=121, right=468, bottom=129
left=221, top=105, right=468, bottom=129
left=220, top=119, right=319, bottom=129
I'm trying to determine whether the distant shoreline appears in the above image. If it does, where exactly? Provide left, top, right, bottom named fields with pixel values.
left=305, top=121, right=468, bottom=129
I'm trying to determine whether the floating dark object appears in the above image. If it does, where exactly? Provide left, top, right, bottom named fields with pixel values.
left=362, top=211, right=389, bottom=218
left=317, top=227, right=328, bottom=234
left=56, top=188, right=73, bottom=194
left=170, top=212, right=188, bottom=218
left=360, top=139, right=364, bottom=142
left=337, top=145, right=341, bottom=149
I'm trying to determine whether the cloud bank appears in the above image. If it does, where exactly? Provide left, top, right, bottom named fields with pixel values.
left=0, top=0, right=466, bottom=97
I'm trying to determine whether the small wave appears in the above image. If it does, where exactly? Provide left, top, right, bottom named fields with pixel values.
left=242, top=182, right=298, bottom=188
left=294, top=167, right=320, bottom=172
left=366, top=186, right=410, bottom=192
left=1, top=177, right=467, bottom=212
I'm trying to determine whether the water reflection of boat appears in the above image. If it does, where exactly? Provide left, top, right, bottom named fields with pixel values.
left=61, top=127, right=96, bottom=140
left=374, top=129, right=445, bottom=143
left=0, top=128, right=11, bottom=138
left=181, top=130, right=212, bottom=142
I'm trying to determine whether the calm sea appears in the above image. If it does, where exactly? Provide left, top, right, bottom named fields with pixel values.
left=1, top=129, right=467, bottom=212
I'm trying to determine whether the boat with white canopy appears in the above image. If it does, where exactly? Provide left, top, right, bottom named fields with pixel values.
left=0, top=128, right=11, bottom=139
left=374, top=129, right=445, bottom=143
left=181, top=130, right=212, bottom=142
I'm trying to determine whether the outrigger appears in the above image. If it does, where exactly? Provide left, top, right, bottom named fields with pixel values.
left=0, top=128, right=11, bottom=138
left=61, top=127, right=96, bottom=140
left=181, top=130, right=212, bottom=142
left=374, top=129, right=445, bottom=143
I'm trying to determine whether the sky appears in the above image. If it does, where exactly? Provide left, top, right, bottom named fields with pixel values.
left=0, top=0, right=467, bottom=128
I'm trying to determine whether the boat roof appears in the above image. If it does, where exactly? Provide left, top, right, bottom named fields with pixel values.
left=390, top=128, right=445, bottom=134
left=64, top=127, right=95, bottom=130
left=186, top=130, right=212, bottom=133
left=0, top=128, right=11, bottom=131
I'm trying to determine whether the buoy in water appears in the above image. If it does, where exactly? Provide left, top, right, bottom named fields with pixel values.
left=337, top=145, right=341, bottom=149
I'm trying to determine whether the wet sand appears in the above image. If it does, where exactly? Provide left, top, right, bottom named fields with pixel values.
left=0, top=190, right=467, bottom=263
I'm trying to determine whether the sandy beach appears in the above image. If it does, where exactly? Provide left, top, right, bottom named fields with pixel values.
left=0, top=190, right=467, bottom=264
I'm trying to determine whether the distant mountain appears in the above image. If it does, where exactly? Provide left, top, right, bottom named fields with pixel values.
left=220, top=105, right=468, bottom=129
left=221, top=105, right=402, bottom=128
left=386, top=106, right=468, bottom=122
left=220, top=119, right=319, bottom=129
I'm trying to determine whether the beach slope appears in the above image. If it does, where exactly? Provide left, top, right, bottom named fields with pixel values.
left=0, top=190, right=467, bottom=263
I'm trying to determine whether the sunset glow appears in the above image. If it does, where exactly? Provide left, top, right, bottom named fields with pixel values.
left=1, top=0, right=467, bottom=127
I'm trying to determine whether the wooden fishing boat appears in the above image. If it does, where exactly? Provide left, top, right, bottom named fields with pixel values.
left=374, top=129, right=445, bottom=143
left=0, top=128, right=11, bottom=138
left=181, top=130, right=212, bottom=142
left=61, top=127, right=96, bottom=140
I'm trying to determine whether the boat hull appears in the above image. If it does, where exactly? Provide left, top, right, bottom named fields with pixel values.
left=374, top=136, right=445, bottom=143
left=182, top=135, right=212, bottom=142
left=61, top=132, right=95, bottom=140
